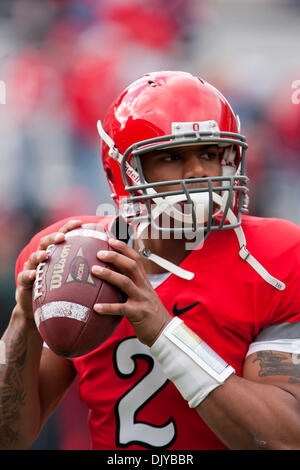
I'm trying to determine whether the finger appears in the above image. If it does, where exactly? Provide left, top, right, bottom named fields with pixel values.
left=108, top=238, right=145, bottom=271
left=58, top=219, right=82, bottom=233
left=39, top=232, right=65, bottom=250
left=97, top=250, right=141, bottom=282
left=91, top=264, right=138, bottom=298
left=23, top=250, right=48, bottom=271
left=93, top=302, right=125, bottom=316
left=17, top=269, right=36, bottom=290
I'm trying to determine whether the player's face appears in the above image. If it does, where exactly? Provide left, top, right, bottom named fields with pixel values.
left=140, top=145, right=222, bottom=192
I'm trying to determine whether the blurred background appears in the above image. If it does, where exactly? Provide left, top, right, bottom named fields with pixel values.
left=0, top=0, right=299, bottom=450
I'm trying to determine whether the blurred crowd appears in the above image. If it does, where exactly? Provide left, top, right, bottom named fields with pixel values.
left=0, top=0, right=299, bottom=450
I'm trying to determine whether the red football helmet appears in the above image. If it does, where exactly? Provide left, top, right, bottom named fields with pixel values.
left=98, top=71, right=248, bottom=235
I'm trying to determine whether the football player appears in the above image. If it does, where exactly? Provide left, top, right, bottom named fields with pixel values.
left=1, top=71, right=300, bottom=450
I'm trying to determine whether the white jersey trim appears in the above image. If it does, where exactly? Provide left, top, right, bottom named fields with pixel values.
left=246, top=338, right=300, bottom=357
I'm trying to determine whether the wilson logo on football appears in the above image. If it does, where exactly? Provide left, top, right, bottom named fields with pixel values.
left=50, top=244, right=71, bottom=290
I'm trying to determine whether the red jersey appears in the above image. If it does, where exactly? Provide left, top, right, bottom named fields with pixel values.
left=15, top=214, right=300, bottom=450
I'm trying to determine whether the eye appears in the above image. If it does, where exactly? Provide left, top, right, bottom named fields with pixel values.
left=200, top=151, right=218, bottom=160
left=159, top=152, right=181, bottom=162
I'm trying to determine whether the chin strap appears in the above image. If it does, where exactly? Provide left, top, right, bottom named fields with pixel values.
left=136, top=194, right=286, bottom=291
left=234, top=224, right=286, bottom=291
left=138, top=237, right=195, bottom=280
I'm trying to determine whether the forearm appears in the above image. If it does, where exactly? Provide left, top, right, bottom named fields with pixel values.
left=149, top=318, right=300, bottom=450
left=197, top=374, right=300, bottom=450
left=0, top=306, right=43, bottom=449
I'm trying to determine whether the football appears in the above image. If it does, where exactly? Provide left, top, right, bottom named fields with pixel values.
left=32, top=223, right=125, bottom=358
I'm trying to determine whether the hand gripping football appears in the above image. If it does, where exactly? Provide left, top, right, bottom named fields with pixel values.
left=32, top=224, right=125, bottom=357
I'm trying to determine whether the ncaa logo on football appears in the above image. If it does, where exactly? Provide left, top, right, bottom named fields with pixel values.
left=66, top=247, right=96, bottom=286
left=0, top=80, right=6, bottom=104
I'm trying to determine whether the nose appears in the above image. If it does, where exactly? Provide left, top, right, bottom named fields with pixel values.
left=182, top=153, right=207, bottom=180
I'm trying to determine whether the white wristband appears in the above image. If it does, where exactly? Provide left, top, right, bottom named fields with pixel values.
left=150, top=317, right=235, bottom=408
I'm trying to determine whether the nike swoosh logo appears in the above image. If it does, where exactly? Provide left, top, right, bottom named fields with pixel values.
left=172, top=302, right=200, bottom=317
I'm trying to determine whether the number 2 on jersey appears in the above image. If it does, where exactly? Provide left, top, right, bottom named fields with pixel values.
left=113, top=337, right=176, bottom=449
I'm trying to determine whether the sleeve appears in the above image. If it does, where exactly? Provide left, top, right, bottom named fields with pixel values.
left=246, top=322, right=300, bottom=356
left=14, top=215, right=105, bottom=286
left=15, top=216, right=74, bottom=287
left=247, top=220, right=300, bottom=357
